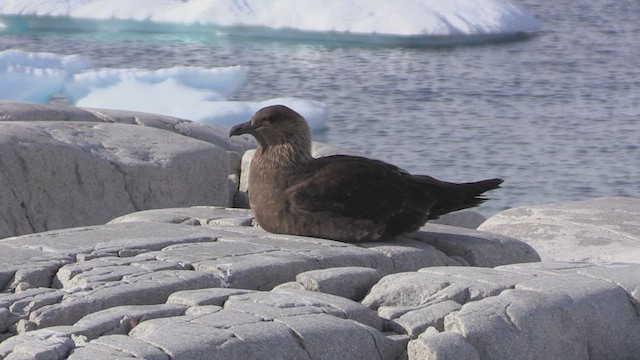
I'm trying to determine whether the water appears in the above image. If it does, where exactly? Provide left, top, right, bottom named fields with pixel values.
left=1, top=0, right=638, bottom=215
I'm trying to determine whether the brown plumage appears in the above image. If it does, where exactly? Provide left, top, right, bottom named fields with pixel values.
left=230, top=105, right=503, bottom=243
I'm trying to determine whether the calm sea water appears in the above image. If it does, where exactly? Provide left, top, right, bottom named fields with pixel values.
left=1, top=0, right=638, bottom=215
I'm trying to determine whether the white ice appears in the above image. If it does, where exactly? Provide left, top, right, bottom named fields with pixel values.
left=0, top=50, right=90, bottom=103
left=0, top=0, right=540, bottom=38
left=0, top=50, right=328, bottom=131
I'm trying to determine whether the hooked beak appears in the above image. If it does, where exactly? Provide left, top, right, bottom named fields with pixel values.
left=229, top=121, right=257, bottom=137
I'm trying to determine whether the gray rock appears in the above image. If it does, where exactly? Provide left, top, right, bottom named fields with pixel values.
left=365, top=262, right=640, bottom=360
left=72, top=304, right=187, bottom=338
left=269, top=288, right=384, bottom=330
left=431, top=210, right=487, bottom=229
left=408, top=331, right=480, bottom=360
left=129, top=317, right=240, bottom=359
left=222, top=321, right=313, bottom=359
left=275, top=314, right=383, bottom=360
left=184, top=305, right=223, bottom=317
left=29, top=270, right=223, bottom=330
left=0, top=205, right=557, bottom=359
left=0, top=101, right=257, bottom=239
left=358, top=237, right=461, bottom=272
left=271, top=281, right=307, bottom=291
left=363, top=266, right=534, bottom=310
left=0, top=121, right=233, bottom=239
left=0, top=288, right=69, bottom=334
left=237, top=149, right=254, bottom=201
left=167, top=288, right=255, bottom=307
left=192, top=250, right=319, bottom=290
left=0, top=244, right=71, bottom=292
left=223, top=289, right=383, bottom=331
left=0, top=206, right=540, bottom=342
left=0, top=101, right=254, bottom=153
left=1, top=222, right=223, bottom=258
left=293, top=267, right=384, bottom=301
left=126, top=288, right=402, bottom=360
left=68, top=334, right=170, bottom=360
left=109, top=206, right=254, bottom=227
left=0, top=326, right=78, bottom=360
left=409, top=223, right=541, bottom=267
left=0, top=101, right=103, bottom=122
left=479, top=197, right=640, bottom=263
left=389, top=300, right=462, bottom=337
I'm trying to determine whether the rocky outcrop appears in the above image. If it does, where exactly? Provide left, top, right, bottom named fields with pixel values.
left=0, top=206, right=540, bottom=358
left=364, top=261, right=640, bottom=360
left=479, top=197, right=640, bottom=263
left=2, top=205, right=638, bottom=359
left=0, top=101, right=253, bottom=239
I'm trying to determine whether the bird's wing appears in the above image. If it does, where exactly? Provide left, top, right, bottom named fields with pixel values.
left=285, top=155, right=433, bottom=222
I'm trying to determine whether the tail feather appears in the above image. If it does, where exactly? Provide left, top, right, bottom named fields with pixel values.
left=462, top=178, right=504, bottom=198
left=424, top=177, right=504, bottom=219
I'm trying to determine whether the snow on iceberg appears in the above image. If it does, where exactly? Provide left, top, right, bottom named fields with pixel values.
left=64, top=65, right=247, bottom=112
left=0, top=0, right=540, bottom=41
left=0, top=50, right=91, bottom=103
left=71, top=69, right=328, bottom=131
left=0, top=50, right=328, bottom=131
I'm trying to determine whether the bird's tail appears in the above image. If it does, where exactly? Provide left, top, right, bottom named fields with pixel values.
left=457, top=178, right=504, bottom=207
left=415, top=176, right=504, bottom=219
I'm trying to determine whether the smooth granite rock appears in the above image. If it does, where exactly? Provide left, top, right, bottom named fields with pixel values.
left=408, top=224, right=541, bottom=267
left=388, top=300, right=462, bottom=337
left=285, top=266, right=384, bottom=301
left=72, top=304, right=187, bottom=339
left=479, top=197, right=640, bottom=263
left=431, top=210, right=487, bottom=230
left=408, top=331, right=480, bottom=360
left=0, top=101, right=254, bottom=153
left=68, top=334, right=170, bottom=360
left=167, top=288, right=256, bottom=307
left=0, top=101, right=254, bottom=239
left=0, top=122, right=230, bottom=239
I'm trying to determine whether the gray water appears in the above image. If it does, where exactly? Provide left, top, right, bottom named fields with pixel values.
left=1, top=0, right=638, bottom=215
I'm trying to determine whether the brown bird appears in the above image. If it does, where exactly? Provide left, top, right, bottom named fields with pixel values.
left=230, top=105, right=503, bottom=243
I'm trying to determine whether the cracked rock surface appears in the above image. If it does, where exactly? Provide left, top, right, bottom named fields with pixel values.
left=0, top=206, right=543, bottom=359
left=372, top=261, right=640, bottom=360
left=2, top=205, right=639, bottom=359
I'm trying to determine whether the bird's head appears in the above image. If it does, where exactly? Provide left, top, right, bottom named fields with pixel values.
left=230, top=105, right=312, bottom=160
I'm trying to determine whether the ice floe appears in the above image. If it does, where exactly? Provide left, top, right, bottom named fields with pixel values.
left=0, top=0, right=540, bottom=43
left=0, top=50, right=328, bottom=131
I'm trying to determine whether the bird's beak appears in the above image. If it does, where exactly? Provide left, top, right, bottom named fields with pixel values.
left=229, top=121, right=257, bottom=137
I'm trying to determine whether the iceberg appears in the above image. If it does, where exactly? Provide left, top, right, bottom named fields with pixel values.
left=0, top=50, right=328, bottom=131
left=0, top=50, right=91, bottom=103
left=0, top=0, right=540, bottom=44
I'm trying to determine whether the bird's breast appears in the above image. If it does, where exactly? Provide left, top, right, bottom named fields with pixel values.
left=247, top=162, right=295, bottom=233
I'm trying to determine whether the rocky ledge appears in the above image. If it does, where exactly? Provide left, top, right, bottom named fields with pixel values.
left=1, top=101, right=639, bottom=359
left=0, top=205, right=638, bottom=359
left=0, top=101, right=253, bottom=239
